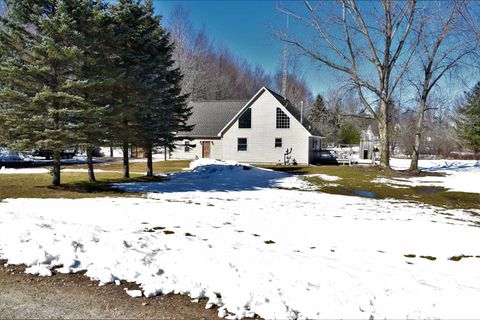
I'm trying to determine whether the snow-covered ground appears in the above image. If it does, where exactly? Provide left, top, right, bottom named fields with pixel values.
left=380, top=158, right=480, bottom=193
left=0, top=159, right=479, bottom=319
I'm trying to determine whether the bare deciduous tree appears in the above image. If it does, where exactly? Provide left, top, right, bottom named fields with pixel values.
left=278, top=0, right=418, bottom=167
left=408, top=1, right=478, bottom=172
left=167, top=5, right=272, bottom=102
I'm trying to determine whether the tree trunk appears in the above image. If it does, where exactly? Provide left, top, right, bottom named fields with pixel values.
left=164, top=145, right=167, bottom=161
left=52, top=151, right=61, bottom=186
left=409, top=99, right=427, bottom=172
left=86, top=147, right=96, bottom=182
left=122, top=139, right=129, bottom=179
left=378, top=100, right=390, bottom=168
left=109, top=146, right=113, bottom=158
left=146, top=143, right=153, bottom=177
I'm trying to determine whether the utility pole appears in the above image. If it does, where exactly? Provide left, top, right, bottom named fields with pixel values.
left=300, top=100, right=304, bottom=124
left=281, top=14, right=289, bottom=98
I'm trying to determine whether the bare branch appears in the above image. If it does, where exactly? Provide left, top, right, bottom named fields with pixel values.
left=389, top=0, right=417, bottom=69
left=280, top=37, right=353, bottom=75
left=346, top=0, right=382, bottom=73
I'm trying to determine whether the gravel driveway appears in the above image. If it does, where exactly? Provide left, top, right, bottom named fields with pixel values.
left=0, top=261, right=220, bottom=319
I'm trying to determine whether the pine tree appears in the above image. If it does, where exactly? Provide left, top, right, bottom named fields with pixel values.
left=340, top=122, right=360, bottom=145
left=105, top=0, right=158, bottom=179
left=104, top=0, right=192, bottom=178
left=134, top=1, right=191, bottom=177
left=308, top=94, right=342, bottom=144
left=457, top=82, right=480, bottom=152
left=72, top=1, right=114, bottom=182
left=309, top=94, right=328, bottom=125
left=0, top=0, right=94, bottom=186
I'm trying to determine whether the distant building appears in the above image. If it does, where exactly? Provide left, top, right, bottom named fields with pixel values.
left=170, top=87, right=323, bottom=165
left=359, top=126, right=379, bottom=160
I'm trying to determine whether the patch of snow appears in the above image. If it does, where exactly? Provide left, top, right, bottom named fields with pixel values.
left=124, top=288, right=143, bottom=298
left=25, top=264, right=52, bottom=277
left=0, top=167, right=50, bottom=174
left=387, top=159, right=480, bottom=193
left=371, top=177, right=411, bottom=189
left=305, top=173, right=342, bottom=181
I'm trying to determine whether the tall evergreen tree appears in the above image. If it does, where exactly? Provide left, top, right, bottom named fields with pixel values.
left=105, top=0, right=157, bottom=179
left=72, top=0, right=114, bottom=182
left=0, top=0, right=93, bottom=186
left=104, top=0, right=191, bottom=178
left=308, top=95, right=328, bottom=125
left=340, top=122, right=360, bottom=145
left=308, top=94, right=342, bottom=144
left=456, top=82, right=480, bottom=152
left=135, top=1, right=191, bottom=177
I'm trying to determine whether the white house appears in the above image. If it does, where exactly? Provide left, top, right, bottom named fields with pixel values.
left=170, top=87, right=323, bottom=165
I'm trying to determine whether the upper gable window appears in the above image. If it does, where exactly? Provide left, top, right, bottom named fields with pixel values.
left=276, top=108, right=290, bottom=128
left=239, top=108, right=251, bottom=128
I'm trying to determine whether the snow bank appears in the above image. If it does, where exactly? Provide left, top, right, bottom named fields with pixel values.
left=0, top=167, right=50, bottom=174
left=114, top=159, right=312, bottom=193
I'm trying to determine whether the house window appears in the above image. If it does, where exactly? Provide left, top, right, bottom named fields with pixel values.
left=184, top=140, right=190, bottom=152
left=237, top=138, right=247, bottom=151
left=276, top=108, right=290, bottom=128
left=239, top=108, right=251, bottom=128
left=275, top=138, right=282, bottom=148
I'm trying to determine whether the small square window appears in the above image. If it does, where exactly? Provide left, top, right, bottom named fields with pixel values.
left=275, top=138, right=282, bottom=148
left=184, top=140, right=190, bottom=152
left=237, top=138, right=247, bottom=151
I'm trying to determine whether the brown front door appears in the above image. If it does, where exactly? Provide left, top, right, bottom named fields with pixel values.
left=202, top=141, right=211, bottom=158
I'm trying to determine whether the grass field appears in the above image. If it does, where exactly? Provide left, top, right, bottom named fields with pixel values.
left=260, top=164, right=480, bottom=210
left=1, top=159, right=478, bottom=210
left=0, top=160, right=190, bottom=200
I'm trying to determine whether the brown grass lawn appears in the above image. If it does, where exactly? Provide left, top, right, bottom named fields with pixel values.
left=261, top=164, right=480, bottom=211
left=0, top=160, right=190, bottom=200
left=1, top=158, right=478, bottom=211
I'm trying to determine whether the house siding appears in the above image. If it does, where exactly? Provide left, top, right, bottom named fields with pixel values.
left=222, top=92, right=311, bottom=164
left=170, top=138, right=223, bottom=160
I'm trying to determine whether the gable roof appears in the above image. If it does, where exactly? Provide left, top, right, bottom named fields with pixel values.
left=177, top=100, right=247, bottom=138
left=219, top=86, right=324, bottom=137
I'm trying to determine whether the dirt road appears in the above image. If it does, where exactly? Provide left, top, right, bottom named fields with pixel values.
left=0, top=261, right=219, bottom=319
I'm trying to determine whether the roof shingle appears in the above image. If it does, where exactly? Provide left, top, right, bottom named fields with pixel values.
left=177, top=100, right=248, bottom=137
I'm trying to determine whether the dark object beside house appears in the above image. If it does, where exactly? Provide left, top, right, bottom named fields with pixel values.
left=32, top=148, right=78, bottom=160
left=315, top=151, right=339, bottom=165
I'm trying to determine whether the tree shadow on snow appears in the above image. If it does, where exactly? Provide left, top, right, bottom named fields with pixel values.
left=113, top=164, right=292, bottom=193
left=421, top=161, right=480, bottom=172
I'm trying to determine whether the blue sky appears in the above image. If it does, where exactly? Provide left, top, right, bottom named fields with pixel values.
left=152, top=1, right=478, bottom=101
left=153, top=0, right=332, bottom=96
left=155, top=1, right=283, bottom=73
